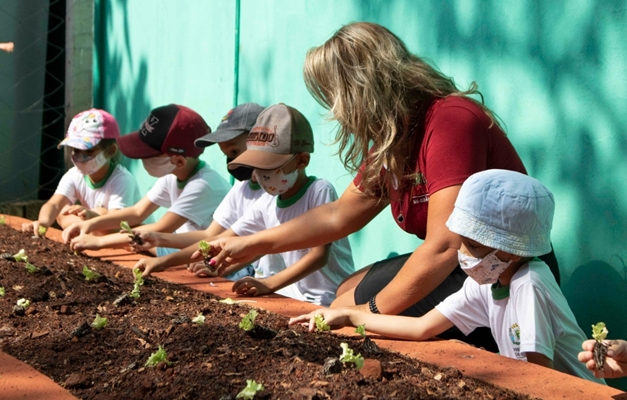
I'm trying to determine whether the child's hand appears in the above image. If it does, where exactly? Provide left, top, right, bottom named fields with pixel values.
left=288, top=309, right=351, bottom=332
left=187, top=261, right=221, bottom=277
left=22, top=221, right=46, bottom=238
left=126, top=230, right=157, bottom=252
left=62, top=222, right=87, bottom=243
left=69, top=233, right=102, bottom=252
left=232, top=277, right=272, bottom=297
left=579, top=339, right=627, bottom=379
left=62, top=205, right=98, bottom=220
left=133, top=258, right=166, bottom=277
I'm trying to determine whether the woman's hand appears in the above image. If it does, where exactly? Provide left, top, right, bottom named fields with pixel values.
left=579, top=339, right=627, bottom=379
left=288, top=308, right=352, bottom=332
left=208, top=236, right=259, bottom=268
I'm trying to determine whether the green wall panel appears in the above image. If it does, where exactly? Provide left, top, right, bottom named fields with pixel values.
left=96, top=1, right=627, bottom=388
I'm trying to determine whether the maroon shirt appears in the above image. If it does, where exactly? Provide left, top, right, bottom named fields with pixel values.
left=354, top=96, right=526, bottom=239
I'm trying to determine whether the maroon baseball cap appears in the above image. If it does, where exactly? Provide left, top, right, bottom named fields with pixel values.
left=117, top=104, right=210, bottom=159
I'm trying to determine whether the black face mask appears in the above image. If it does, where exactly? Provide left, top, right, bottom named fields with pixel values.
left=226, top=157, right=253, bottom=181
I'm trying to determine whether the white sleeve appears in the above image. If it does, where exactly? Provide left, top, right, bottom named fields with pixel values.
left=104, top=166, right=140, bottom=209
left=435, top=279, right=490, bottom=335
left=514, top=282, right=556, bottom=360
left=310, top=180, right=337, bottom=207
left=212, top=184, right=241, bottom=229
left=168, top=179, right=222, bottom=227
left=54, top=168, right=79, bottom=204
left=146, top=176, right=172, bottom=208
left=230, top=200, right=266, bottom=237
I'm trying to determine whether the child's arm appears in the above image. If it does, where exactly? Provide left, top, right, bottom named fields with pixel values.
left=231, top=244, right=329, bottom=296
left=525, top=352, right=554, bottom=369
left=22, top=194, right=71, bottom=237
left=132, top=220, right=228, bottom=251
left=62, top=196, right=158, bottom=243
left=289, top=307, right=454, bottom=341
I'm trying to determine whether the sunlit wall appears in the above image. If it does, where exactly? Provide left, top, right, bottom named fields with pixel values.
left=95, top=0, right=627, bottom=388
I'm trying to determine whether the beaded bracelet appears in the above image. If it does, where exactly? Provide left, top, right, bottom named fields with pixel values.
left=368, top=296, right=380, bottom=314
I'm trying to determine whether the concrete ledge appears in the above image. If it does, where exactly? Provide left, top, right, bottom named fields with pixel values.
left=1, top=215, right=625, bottom=400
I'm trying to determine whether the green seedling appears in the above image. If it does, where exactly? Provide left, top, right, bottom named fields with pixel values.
left=25, top=262, right=39, bottom=273
left=198, top=240, right=215, bottom=272
left=129, top=268, right=144, bottom=298
left=17, top=298, right=30, bottom=309
left=355, top=323, right=379, bottom=353
left=339, top=342, right=364, bottom=370
left=192, top=313, right=205, bottom=325
left=236, top=379, right=264, bottom=400
left=145, top=345, right=172, bottom=367
left=0, top=215, right=6, bottom=224
left=91, top=314, right=108, bottom=330
left=38, top=225, right=47, bottom=236
left=239, top=309, right=258, bottom=332
left=120, top=221, right=144, bottom=245
left=0, top=287, right=5, bottom=297
left=592, top=322, right=609, bottom=371
left=12, top=249, right=27, bottom=263
left=219, top=298, right=237, bottom=304
left=355, top=324, right=366, bottom=337
left=82, top=266, right=101, bottom=281
left=314, top=315, right=330, bottom=332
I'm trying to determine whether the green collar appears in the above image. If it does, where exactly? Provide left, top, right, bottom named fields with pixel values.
left=84, top=162, right=116, bottom=189
left=248, top=180, right=261, bottom=191
left=276, top=176, right=316, bottom=208
left=177, top=160, right=205, bottom=189
left=491, top=281, right=510, bottom=300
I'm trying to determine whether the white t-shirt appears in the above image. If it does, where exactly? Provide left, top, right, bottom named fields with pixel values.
left=436, top=261, right=604, bottom=384
left=146, top=161, right=230, bottom=234
left=55, top=164, right=140, bottom=210
left=230, top=177, right=354, bottom=306
left=212, top=180, right=265, bottom=229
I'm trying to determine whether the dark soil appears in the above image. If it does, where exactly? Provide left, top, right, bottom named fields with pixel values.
left=0, top=225, right=536, bottom=400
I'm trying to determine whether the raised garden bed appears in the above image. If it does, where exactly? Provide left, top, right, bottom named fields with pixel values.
left=0, top=223, right=537, bottom=399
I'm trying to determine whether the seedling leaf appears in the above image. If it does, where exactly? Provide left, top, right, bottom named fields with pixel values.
left=83, top=266, right=101, bottom=281
left=236, top=379, right=264, bottom=400
left=355, top=323, right=366, bottom=337
left=239, top=309, right=258, bottom=331
left=339, top=342, right=364, bottom=370
left=38, top=226, right=47, bottom=236
left=91, top=314, right=108, bottom=330
left=145, top=345, right=171, bottom=367
left=592, top=322, right=608, bottom=342
left=314, top=315, right=330, bottom=332
left=0, top=287, right=5, bottom=297
left=198, top=240, right=211, bottom=257
left=17, top=298, right=30, bottom=309
left=219, top=298, right=237, bottom=304
left=192, top=313, right=205, bottom=325
left=0, top=215, right=5, bottom=225
left=25, top=262, right=39, bottom=273
left=130, top=268, right=144, bottom=298
left=12, top=249, right=27, bottom=263
left=120, top=220, right=133, bottom=235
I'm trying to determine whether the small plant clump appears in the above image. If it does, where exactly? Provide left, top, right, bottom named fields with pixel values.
left=239, top=309, right=276, bottom=339
left=129, top=268, right=144, bottom=299
left=339, top=342, right=364, bottom=370
left=236, top=379, right=264, bottom=400
left=220, top=298, right=237, bottom=304
left=355, top=323, right=379, bottom=354
left=24, top=262, right=39, bottom=273
left=239, top=309, right=258, bottom=332
left=198, top=240, right=215, bottom=272
left=314, top=315, right=330, bottom=332
left=592, top=322, right=609, bottom=370
left=82, top=266, right=101, bottom=281
left=0, top=215, right=5, bottom=224
left=91, top=314, right=108, bottom=330
left=12, top=249, right=28, bottom=263
left=120, top=221, right=144, bottom=245
left=0, top=287, right=5, bottom=297
left=145, top=345, right=172, bottom=367
left=17, top=298, right=30, bottom=309
left=192, top=313, right=205, bottom=325
left=38, top=225, right=47, bottom=237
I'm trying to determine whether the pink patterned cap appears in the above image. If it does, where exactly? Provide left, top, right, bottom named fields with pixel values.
left=58, top=109, right=120, bottom=150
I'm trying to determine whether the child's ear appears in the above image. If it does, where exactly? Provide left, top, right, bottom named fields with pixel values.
left=296, top=153, right=310, bottom=169
left=104, top=143, right=118, bottom=159
left=171, top=155, right=187, bottom=168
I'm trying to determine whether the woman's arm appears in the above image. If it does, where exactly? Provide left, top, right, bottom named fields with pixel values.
left=366, top=185, right=462, bottom=315
left=209, top=182, right=387, bottom=265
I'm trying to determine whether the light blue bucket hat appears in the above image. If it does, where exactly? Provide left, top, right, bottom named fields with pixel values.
left=446, top=169, right=554, bottom=257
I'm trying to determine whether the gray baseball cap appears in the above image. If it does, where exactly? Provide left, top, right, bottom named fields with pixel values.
left=227, top=103, right=314, bottom=170
left=194, top=103, right=265, bottom=148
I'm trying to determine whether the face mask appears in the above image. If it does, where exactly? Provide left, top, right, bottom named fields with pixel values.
left=227, top=157, right=253, bottom=181
left=253, top=164, right=299, bottom=196
left=457, top=249, right=512, bottom=285
left=72, top=151, right=108, bottom=175
left=142, top=156, right=176, bottom=177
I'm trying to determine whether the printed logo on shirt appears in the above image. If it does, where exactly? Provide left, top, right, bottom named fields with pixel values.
left=409, top=172, right=429, bottom=204
left=509, top=323, right=524, bottom=360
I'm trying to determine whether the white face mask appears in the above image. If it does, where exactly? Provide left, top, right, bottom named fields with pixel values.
left=457, top=249, right=512, bottom=285
left=253, top=164, right=299, bottom=196
left=142, top=156, right=176, bottom=177
left=72, top=151, right=108, bottom=176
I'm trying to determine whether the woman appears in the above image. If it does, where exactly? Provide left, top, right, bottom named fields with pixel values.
left=207, top=22, right=558, bottom=350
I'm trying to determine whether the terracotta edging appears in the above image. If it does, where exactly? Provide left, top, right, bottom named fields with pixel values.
left=2, top=215, right=625, bottom=400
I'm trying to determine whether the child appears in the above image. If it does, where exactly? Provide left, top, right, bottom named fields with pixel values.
left=142, top=103, right=355, bottom=306
left=580, top=339, right=627, bottom=379
left=62, top=104, right=230, bottom=256
left=130, top=102, right=267, bottom=280
left=21, top=108, right=140, bottom=237
left=290, top=169, right=604, bottom=383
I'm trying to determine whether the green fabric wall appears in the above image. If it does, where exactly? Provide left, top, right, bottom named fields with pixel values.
left=95, top=0, right=627, bottom=388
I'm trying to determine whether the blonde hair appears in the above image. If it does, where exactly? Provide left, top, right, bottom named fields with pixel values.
left=303, top=22, right=496, bottom=199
